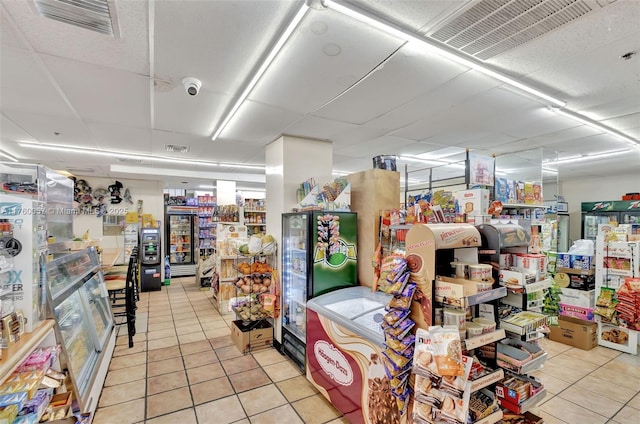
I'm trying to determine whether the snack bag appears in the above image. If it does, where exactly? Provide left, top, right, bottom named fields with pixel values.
left=432, top=326, right=465, bottom=377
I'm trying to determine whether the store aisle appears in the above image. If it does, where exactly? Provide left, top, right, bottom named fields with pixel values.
left=93, top=277, right=640, bottom=424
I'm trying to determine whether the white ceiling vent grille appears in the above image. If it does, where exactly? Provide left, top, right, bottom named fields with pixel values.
left=33, top=0, right=118, bottom=36
left=165, top=144, right=190, bottom=153
left=428, top=0, right=596, bottom=60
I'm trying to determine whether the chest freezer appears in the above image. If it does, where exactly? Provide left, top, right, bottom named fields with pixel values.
left=306, top=287, right=410, bottom=424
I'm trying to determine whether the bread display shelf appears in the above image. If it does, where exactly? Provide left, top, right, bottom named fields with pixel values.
left=463, top=329, right=507, bottom=350
left=436, top=276, right=507, bottom=309
left=0, top=320, right=56, bottom=381
left=473, top=410, right=503, bottom=424
left=469, top=368, right=505, bottom=392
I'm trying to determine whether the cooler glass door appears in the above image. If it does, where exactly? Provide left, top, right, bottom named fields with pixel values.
left=282, top=213, right=309, bottom=343
left=621, top=211, right=640, bottom=225
left=169, top=215, right=193, bottom=264
left=583, top=213, right=619, bottom=240
left=54, top=290, right=100, bottom=396
left=80, top=273, right=114, bottom=348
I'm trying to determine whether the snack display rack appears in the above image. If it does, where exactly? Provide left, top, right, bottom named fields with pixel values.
left=594, top=226, right=640, bottom=354
left=243, top=198, right=266, bottom=235
left=211, top=224, right=248, bottom=315
left=229, top=252, right=277, bottom=353
left=405, top=223, right=547, bottom=420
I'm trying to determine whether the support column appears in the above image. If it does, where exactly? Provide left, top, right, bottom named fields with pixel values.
left=265, top=135, right=333, bottom=344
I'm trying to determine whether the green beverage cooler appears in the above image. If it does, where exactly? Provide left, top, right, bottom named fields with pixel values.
left=281, top=211, right=358, bottom=369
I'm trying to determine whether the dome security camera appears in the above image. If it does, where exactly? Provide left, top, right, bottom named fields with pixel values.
left=182, top=77, right=202, bottom=96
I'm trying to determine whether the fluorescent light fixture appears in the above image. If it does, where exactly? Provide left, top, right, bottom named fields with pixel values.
left=542, top=168, right=558, bottom=175
left=332, top=170, right=351, bottom=176
left=237, top=187, right=266, bottom=192
left=399, top=155, right=466, bottom=169
left=551, top=108, right=640, bottom=148
left=0, top=150, right=19, bottom=162
left=198, top=185, right=216, bottom=189
left=18, top=141, right=265, bottom=170
left=543, top=149, right=634, bottom=165
left=210, top=2, right=310, bottom=141
left=322, top=0, right=566, bottom=107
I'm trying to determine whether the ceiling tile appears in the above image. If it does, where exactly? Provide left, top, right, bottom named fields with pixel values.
left=1, top=6, right=30, bottom=51
left=2, top=0, right=149, bottom=74
left=5, top=111, right=92, bottom=146
left=86, top=121, right=152, bottom=153
left=0, top=48, right=77, bottom=118
left=42, top=55, right=150, bottom=128
left=217, top=99, right=304, bottom=144
left=153, top=0, right=298, bottom=95
left=284, top=116, right=358, bottom=140
left=154, top=85, right=230, bottom=137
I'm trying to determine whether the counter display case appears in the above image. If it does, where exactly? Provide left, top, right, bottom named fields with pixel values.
left=46, top=247, right=115, bottom=415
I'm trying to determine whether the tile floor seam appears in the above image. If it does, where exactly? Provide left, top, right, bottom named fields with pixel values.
left=540, top=354, right=638, bottom=424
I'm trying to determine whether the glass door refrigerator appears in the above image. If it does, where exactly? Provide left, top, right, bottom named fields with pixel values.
left=582, top=201, right=640, bottom=241
left=281, top=211, right=358, bottom=369
left=166, top=206, right=197, bottom=276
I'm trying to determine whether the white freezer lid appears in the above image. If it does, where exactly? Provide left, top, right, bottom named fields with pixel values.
left=307, top=286, right=391, bottom=344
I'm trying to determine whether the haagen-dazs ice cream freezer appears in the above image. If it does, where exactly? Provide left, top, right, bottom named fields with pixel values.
left=306, top=286, right=409, bottom=424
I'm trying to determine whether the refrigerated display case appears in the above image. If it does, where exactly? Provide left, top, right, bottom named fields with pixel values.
left=281, top=211, right=358, bottom=369
left=46, top=247, right=115, bottom=415
left=166, top=206, right=197, bottom=276
left=306, top=286, right=394, bottom=424
left=582, top=200, right=640, bottom=241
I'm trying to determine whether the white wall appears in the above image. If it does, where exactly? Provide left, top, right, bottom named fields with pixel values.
left=559, top=173, right=640, bottom=242
left=72, top=177, right=164, bottom=263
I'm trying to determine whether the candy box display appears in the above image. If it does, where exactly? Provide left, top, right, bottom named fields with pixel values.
left=559, top=304, right=595, bottom=322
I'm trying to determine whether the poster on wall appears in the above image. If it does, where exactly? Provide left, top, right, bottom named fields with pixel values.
left=469, top=153, right=495, bottom=187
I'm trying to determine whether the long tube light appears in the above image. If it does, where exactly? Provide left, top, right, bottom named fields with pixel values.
left=322, top=0, right=566, bottom=107
left=543, top=149, right=634, bottom=166
left=210, top=2, right=310, bottom=141
left=0, top=150, right=19, bottom=162
left=17, top=141, right=265, bottom=170
left=551, top=108, right=640, bottom=149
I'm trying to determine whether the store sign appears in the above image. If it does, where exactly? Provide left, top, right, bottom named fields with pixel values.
left=314, top=340, right=353, bottom=386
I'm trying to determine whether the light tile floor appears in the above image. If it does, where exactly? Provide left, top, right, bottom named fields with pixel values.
left=94, top=277, right=640, bottom=424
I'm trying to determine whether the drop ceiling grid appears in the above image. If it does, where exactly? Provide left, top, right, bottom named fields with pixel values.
left=485, top=0, right=640, bottom=80
left=153, top=88, right=230, bottom=137
left=0, top=48, right=78, bottom=118
left=248, top=8, right=404, bottom=116
left=0, top=7, right=31, bottom=51
left=218, top=99, right=304, bottom=144
left=6, top=111, right=93, bottom=149
left=86, top=121, right=151, bottom=153
left=152, top=0, right=297, bottom=95
left=362, top=70, right=501, bottom=133
left=283, top=116, right=359, bottom=141
left=1, top=0, right=149, bottom=75
left=41, top=54, right=150, bottom=128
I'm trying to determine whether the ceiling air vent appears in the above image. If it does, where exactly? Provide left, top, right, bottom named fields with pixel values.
left=32, top=0, right=118, bottom=36
left=428, top=0, right=596, bottom=60
left=165, top=144, right=190, bottom=153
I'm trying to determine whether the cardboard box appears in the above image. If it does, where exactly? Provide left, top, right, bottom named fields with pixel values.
left=548, top=316, right=598, bottom=350
left=559, top=304, right=595, bottom=322
left=557, top=253, right=594, bottom=271
left=513, top=254, right=547, bottom=280
left=568, top=273, right=595, bottom=291
left=457, top=189, right=490, bottom=216
left=499, top=269, right=536, bottom=287
left=559, top=288, right=595, bottom=308
left=231, top=319, right=273, bottom=354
